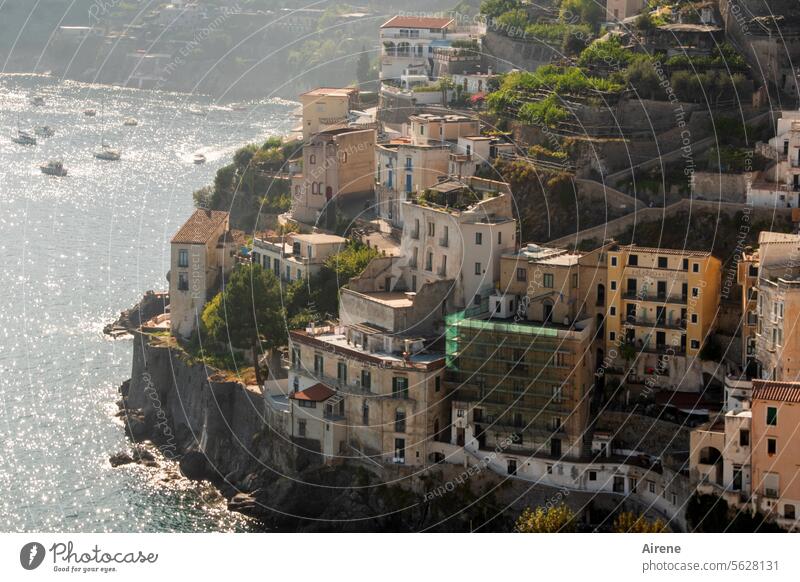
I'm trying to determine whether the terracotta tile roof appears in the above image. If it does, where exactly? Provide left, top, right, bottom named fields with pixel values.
left=381, top=16, right=454, bottom=29
left=752, top=380, right=800, bottom=403
left=171, top=209, right=228, bottom=244
left=290, top=382, right=336, bottom=402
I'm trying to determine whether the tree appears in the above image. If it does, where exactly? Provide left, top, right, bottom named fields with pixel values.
left=560, top=0, right=603, bottom=31
left=515, top=504, right=576, bottom=532
left=613, top=512, right=667, bottom=532
left=202, top=263, right=285, bottom=385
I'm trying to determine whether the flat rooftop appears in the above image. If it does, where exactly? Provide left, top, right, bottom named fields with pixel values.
left=291, top=329, right=444, bottom=366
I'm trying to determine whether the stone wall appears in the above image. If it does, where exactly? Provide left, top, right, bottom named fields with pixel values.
left=691, top=171, right=750, bottom=203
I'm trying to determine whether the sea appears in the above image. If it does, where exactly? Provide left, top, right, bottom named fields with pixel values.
left=0, top=74, right=296, bottom=532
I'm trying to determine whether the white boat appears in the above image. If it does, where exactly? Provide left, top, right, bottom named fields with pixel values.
left=193, top=153, right=207, bottom=164
left=12, top=129, right=37, bottom=145
left=123, top=117, right=138, bottom=126
left=40, top=160, right=67, bottom=177
left=34, top=126, right=55, bottom=138
left=94, top=146, right=121, bottom=161
left=188, top=106, right=207, bottom=116
left=30, top=96, right=46, bottom=107
left=84, top=108, right=97, bottom=117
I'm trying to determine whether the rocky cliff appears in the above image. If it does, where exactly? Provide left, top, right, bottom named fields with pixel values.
left=119, top=330, right=529, bottom=532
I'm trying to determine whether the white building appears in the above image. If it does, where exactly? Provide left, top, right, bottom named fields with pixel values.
left=379, top=16, right=455, bottom=82
left=252, top=232, right=348, bottom=282
left=748, top=110, right=800, bottom=208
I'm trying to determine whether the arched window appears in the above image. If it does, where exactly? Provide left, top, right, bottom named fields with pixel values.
left=597, top=283, right=605, bottom=306
left=397, top=42, right=410, bottom=57
left=309, top=154, right=316, bottom=165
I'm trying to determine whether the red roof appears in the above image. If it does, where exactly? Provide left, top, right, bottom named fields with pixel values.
left=171, top=209, right=228, bottom=245
left=470, top=92, right=486, bottom=103
left=752, top=380, right=800, bottom=403
left=290, top=383, right=336, bottom=402
left=381, top=16, right=454, bottom=29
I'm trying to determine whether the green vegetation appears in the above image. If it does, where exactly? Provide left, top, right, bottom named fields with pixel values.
left=612, top=511, right=667, bottom=533
left=577, top=37, right=634, bottom=70
left=201, top=263, right=286, bottom=385
left=515, top=504, right=576, bottom=533
left=284, top=242, right=380, bottom=326
left=686, top=493, right=783, bottom=533
left=193, top=137, right=302, bottom=227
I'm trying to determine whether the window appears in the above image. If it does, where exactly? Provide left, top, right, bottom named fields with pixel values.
left=361, top=370, right=371, bottom=390
left=516, top=268, right=527, bottom=282
left=610, top=280, right=617, bottom=291
left=362, top=403, right=369, bottom=425
left=543, top=273, right=554, bottom=288
left=682, top=258, right=689, bottom=270
left=613, top=476, right=625, bottom=493
left=392, top=377, right=409, bottom=399
left=309, top=154, right=316, bottom=164
left=178, top=249, right=189, bottom=268
left=475, top=232, right=482, bottom=245
left=691, top=313, right=698, bottom=324
left=395, top=409, right=406, bottom=432
left=572, top=273, right=578, bottom=288
left=427, top=222, right=435, bottom=237
left=507, top=460, right=517, bottom=476
left=588, top=471, right=597, bottom=481
left=394, top=438, right=406, bottom=463
left=611, top=256, right=618, bottom=267
left=628, top=254, right=638, bottom=266
left=337, top=362, right=347, bottom=384
left=767, top=438, right=777, bottom=455
left=692, top=287, right=699, bottom=298
left=609, top=332, right=616, bottom=341
left=785, top=504, right=796, bottom=520
left=498, top=231, right=502, bottom=244
left=434, top=375, right=441, bottom=392
left=298, top=419, right=306, bottom=437
left=691, top=340, right=700, bottom=349
left=314, top=354, right=323, bottom=375
left=177, top=272, right=189, bottom=291
left=767, top=406, right=778, bottom=426
left=298, top=400, right=316, bottom=409
left=426, top=252, right=433, bottom=271
left=739, top=429, right=750, bottom=447
left=657, top=256, right=668, bottom=269
left=692, top=262, right=700, bottom=273
left=610, top=307, right=616, bottom=316
left=474, top=262, right=482, bottom=275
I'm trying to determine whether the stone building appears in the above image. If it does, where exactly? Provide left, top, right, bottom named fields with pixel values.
left=169, top=209, right=234, bottom=338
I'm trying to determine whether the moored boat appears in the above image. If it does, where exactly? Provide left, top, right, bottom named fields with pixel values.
left=12, top=129, right=37, bottom=145
left=193, top=153, right=207, bottom=164
left=40, top=159, right=67, bottom=176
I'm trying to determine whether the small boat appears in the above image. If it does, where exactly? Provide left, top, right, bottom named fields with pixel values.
left=40, top=160, right=67, bottom=177
left=188, top=106, right=207, bottom=116
left=94, top=146, right=121, bottom=161
left=30, top=96, right=46, bottom=107
left=230, top=102, right=248, bottom=112
left=12, top=129, right=37, bottom=145
left=193, top=153, right=207, bottom=164
left=123, top=117, right=138, bottom=126
left=34, top=126, right=55, bottom=138
left=84, top=108, right=97, bottom=117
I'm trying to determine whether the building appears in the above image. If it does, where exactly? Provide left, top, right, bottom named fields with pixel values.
left=169, top=209, right=233, bottom=337
left=395, top=177, right=517, bottom=310
left=289, top=127, right=376, bottom=225
left=379, top=16, right=455, bottom=82
left=605, top=245, right=721, bottom=382
left=448, top=135, right=513, bottom=179
left=407, top=113, right=480, bottom=147
left=606, top=0, right=645, bottom=21
left=374, top=139, right=450, bottom=227
left=252, top=231, right=348, bottom=282
left=748, top=110, right=800, bottom=208
left=286, top=321, right=448, bottom=465
left=298, top=87, right=359, bottom=141
left=750, top=380, right=800, bottom=530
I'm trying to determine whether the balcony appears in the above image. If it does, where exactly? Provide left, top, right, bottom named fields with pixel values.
left=439, top=236, right=449, bottom=248
left=622, top=292, right=687, bottom=305
left=625, top=317, right=686, bottom=331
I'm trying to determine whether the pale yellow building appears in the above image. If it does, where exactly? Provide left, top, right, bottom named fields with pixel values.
left=605, top=245, right=721, bottom=360
left=169, top=209, right=234, bottom=338
left=606, top=0, right=645, bottom=21
left=298, top=87, right=358, bottom=140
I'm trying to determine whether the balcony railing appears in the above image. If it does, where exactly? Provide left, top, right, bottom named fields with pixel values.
left=623, top=292, right=687, bottom=304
